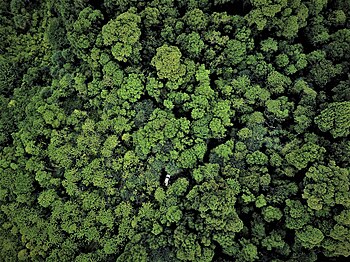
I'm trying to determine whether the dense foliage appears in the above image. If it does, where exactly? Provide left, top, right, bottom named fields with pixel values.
left=1, top=0, right=350, bottom=261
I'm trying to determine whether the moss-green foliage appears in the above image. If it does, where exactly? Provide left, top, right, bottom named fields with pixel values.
left=0, top=0, right=349, bottom=261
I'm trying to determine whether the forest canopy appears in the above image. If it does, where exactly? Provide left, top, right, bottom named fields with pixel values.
left=0, top=0, right=350, bottom=261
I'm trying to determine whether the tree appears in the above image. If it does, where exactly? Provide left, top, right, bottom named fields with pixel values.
left=302, top=161, right=350, bottom=210
left=151, top=44, right=186, bottom=81
left=176, top=32, right=205, bottom=59
left=1, top=0, right=350, bottom=261
left=68, top=7, right=104, bottom=52
left=224, top=39, right=246, bottom=66
left=183, top=8, right=208, bottom=31
left=315, top=101, right=350, bottom=138
left=284, top=200, right=310, bottom=230
left=296, top=225, right=324, bottom=249
left=262, top=206, right=283, bottom=223
left=101, top=9, right=141, bottom=62
left=285, top=142, right=326, bottom=170
left=306, top=50, right=343, bottom=87
left=246, top=151, right=268, bottom=166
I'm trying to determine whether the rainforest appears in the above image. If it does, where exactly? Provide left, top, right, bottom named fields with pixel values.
left=0, top=0, right=350, bottom=261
